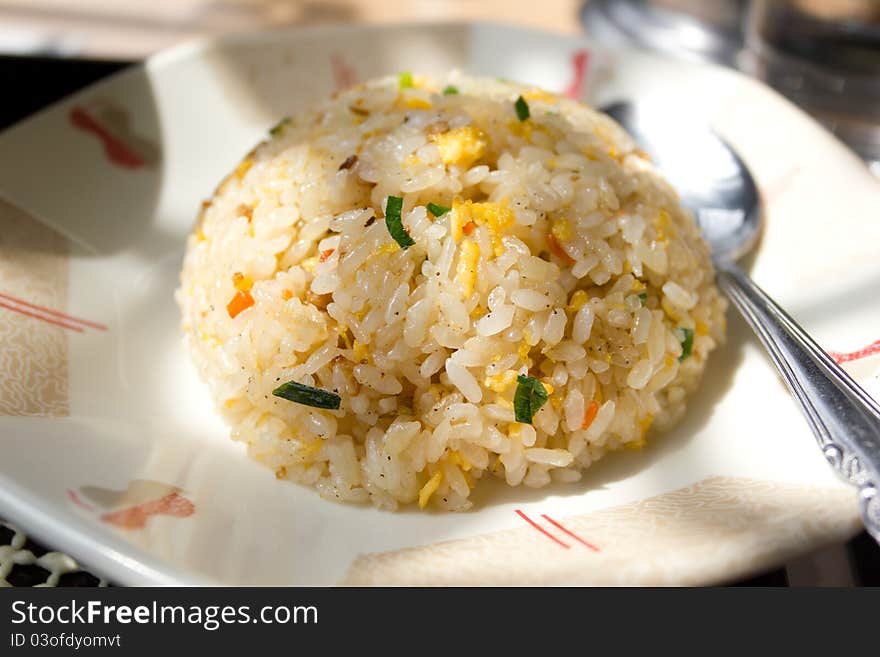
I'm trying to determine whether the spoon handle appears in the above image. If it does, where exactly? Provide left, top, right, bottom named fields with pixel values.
left=714, top=259, right=880, bottom=542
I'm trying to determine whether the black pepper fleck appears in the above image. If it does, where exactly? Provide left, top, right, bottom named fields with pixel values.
left=338, top=154, right=358, bottom=171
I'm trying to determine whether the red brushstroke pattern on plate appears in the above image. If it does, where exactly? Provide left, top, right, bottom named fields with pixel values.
left=515, top=509, right=601, bottom=550
left=67, top=489, right=95, bottom=511
left=515, top=509, right=569, bottom=548
left=541, top=514, right=600, bottom=551
left=70, top=106, right=146, bottom=169
left=69, top=481, right=195, bottom=530
left=331, top=53, right=358, bottom=91
left=829, top=339, right=880, bottom=364
left=0, top=291, right=107, bottom=333
left=100, top=492, right=195, bottom=530
left=0, top=300, right=83, bottom=332
left=763, top=166, right=801, bottom=205
left=564, top=49, right=590, bottom=99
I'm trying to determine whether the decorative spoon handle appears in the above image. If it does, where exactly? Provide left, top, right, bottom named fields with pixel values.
left=714, top=258, right=880, bottom=542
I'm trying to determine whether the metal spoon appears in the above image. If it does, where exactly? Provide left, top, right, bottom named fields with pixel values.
left=603, top=100, right=880, bottom=542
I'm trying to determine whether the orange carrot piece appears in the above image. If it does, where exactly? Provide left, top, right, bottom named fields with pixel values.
left=462, top=221, right=476, bottom=236
left=227, top=290, right=254, bottom=318
left=582, top=399, right=600, bottom=429
left=547, top=233, right=575, bottom=265
left=318, top=248, right=335, bottom=263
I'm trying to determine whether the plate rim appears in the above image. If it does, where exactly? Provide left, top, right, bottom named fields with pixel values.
left=0, top=20, right=871, bottom=586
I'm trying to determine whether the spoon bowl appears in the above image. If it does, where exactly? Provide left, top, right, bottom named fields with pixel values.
left=605, top=100, right=880, bottom=543
left=602, top=101, right=761, bottom=262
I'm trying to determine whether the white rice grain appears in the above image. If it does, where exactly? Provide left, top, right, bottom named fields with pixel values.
left=445, top=359, right=482, bottom=403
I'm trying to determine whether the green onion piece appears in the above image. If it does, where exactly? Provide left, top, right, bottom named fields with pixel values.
left=638, top=292, right=647, bottom=304
left=514, top=375, right=549, bottom=424
left=678, top=328, right=695, bottom=362
left=398, top=71, right=414, bottom=89
left=514, top=95, right=530, bottom=121
left=427, top=202, right=450, bottom=217
left=442, top=85, right=459, bottom=95
left=384, top=196, right=415, bottom=249
left=269, top=117, right=290, bottom=137
left=273, top=381, right=341, bottom=410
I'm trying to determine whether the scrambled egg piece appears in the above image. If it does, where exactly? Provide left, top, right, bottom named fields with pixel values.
left=518, top=340, right=532, bottom=365
left=451, top=200, right=515, bottom=256
left=523, top=89, right=557, bottom=104
left=418, top=471, right=443, bottom=508
left=299, top=440, right=323, bottom=459
left=232, top=272, right=253, bottom=292
left=403, top=96, right=433, bottom=110
left=351, top=339, right=371, bottom=364
left=447, top=450, right=472, bottom=472
left=627, top=414, right=655, bottom=450
left=551, top=218, right=573, bottom=242
left=655, top=209, right=672, bottom=242
left=456, top=239, right=480, bottom=298
left=376, top=242, right=399, bottom=255
left=336, top=324, right=353, bottom=349
left=431, top=126, right=488, bottom=169
left=661, top=297, right=682, bottom=321
left=568, top=290, right=589, bottom=311
left=484, top=369, right=518, bottom=393
left=234, top=158, right=253, bottom=179
left=506, top=118, right=534, bottom=140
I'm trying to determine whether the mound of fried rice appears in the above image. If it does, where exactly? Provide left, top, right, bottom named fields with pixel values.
left=177, top=73, right=726, bottom=511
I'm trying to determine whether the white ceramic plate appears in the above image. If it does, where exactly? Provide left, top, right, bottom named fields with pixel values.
left=1, top=22, right=879, bottom=586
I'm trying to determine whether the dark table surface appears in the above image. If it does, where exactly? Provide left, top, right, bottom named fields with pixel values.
left=1, top=54, right=877, bottom=587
